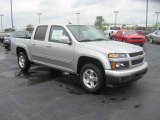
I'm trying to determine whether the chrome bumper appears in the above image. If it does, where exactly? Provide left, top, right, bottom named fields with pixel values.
left=105, top=62, right=148, bottom=84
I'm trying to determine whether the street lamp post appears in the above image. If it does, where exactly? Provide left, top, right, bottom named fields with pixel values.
left=155, top=12, right=160, bottom=30
left=114, top=11, right=119, bottom=27
left=0, top=14, right=4, bottom=32
left=10, top=0, right=14, bottom=28
left=37, top=13, right=42, bottom=24
left=146, top=0, right=148, bottom=29
left=75, top=12, right=80, bottom=25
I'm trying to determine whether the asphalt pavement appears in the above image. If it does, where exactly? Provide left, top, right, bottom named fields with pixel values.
left=0, top=43, right=160, bottom=120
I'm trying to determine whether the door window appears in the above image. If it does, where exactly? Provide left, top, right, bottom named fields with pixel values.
left=49, top=26, right=70, bottom=42
left=34, top=26, right=48, bottom=41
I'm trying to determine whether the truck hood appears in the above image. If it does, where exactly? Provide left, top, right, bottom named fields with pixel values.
left=81, top=41, right=143, bottom=54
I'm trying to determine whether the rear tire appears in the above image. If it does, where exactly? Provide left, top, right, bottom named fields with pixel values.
left=80, top=64, right=105, bottom=93
left=18, top=52, right=31, bottom=71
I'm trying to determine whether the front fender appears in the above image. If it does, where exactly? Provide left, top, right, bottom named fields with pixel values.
left=74, top=47, right=111, bottom=72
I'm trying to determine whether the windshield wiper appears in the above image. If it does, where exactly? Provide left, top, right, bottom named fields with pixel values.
left=79, top=39, right=93, bottom=42
left=79, top=38, right=108, bottom=42
left=94, top=38, right=107, bottom=41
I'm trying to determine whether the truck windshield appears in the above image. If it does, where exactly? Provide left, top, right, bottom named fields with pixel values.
left=67, top=25, right=109, bottom=42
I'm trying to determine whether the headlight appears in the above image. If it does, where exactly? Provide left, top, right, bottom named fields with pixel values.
left=110, top=61, right=129, bottom=70
left=108, top=53, right=128, bottom=58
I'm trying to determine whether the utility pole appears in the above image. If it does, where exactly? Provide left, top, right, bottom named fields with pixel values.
left=37, top=13, right=42, bottom=24
left=114, top=11, right=119, bottom=27
left=155, top=12, right=160, bottom=30
left=10, top=0, right=14, bottom=28
left=0, top=14, right=4, bottom=31
left=75, top=12, right=80, bottom=25
left=146, top=0, right=148, bottom=29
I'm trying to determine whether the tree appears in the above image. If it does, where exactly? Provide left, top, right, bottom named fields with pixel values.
left=94, top=16, right=106, bottom=31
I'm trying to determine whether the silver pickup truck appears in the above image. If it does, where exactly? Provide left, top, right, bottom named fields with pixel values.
left=11, top=25, right=148, bottom=93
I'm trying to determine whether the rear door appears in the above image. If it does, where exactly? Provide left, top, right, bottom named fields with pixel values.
left=30, top=25, right=48, bottom=62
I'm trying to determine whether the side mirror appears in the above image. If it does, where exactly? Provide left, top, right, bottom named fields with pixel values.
left=59, top=36, right=72, bottom=45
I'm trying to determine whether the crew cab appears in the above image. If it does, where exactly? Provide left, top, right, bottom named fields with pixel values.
left=112, top=30, right=146, bottom=46
left=11, top=25, right=148, bottom=93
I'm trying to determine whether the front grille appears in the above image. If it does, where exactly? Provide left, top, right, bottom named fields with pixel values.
left=131, top=38, right=143, bottom=40
left=131, top=58, right=144, bottom=65
left=129, top=51, right=143, bottom=57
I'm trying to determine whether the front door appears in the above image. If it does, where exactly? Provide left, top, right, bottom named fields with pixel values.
left=44, top=26, right=74, bottom=72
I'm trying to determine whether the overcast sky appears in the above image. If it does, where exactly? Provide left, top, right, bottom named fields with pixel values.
left=0, top=0, right=160, bottom=29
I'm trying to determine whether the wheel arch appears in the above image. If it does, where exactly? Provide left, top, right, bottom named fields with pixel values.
left=77, top=56, right=105, bottom=74
left=16, top=47, right=31, bottom=61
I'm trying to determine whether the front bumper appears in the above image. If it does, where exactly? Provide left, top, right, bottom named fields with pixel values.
left=105, top=62, right=148, bottom=85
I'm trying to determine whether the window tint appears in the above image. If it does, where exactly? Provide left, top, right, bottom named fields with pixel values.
left=34, top=26, right=48, bottom=41
left=49, top=26, right=69, bottom=42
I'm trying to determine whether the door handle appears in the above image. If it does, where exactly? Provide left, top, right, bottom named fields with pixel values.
left=32, top=43, right=36, bottom=46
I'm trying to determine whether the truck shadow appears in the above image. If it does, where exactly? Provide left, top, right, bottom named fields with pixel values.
left=15, top=66, right=138, bottom=99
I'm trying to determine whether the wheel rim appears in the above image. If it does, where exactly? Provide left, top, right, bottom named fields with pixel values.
left=83, top=69, right=98, bottom=89
left=19, top=55, right=25, bottom=68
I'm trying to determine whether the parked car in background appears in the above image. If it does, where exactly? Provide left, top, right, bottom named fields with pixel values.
left=3, top=33, right=12, bottom=50
left=0, top=32, right=8, bottom=43
left=132, top=26, right=146, bottom=36
left=146, top=31, right=160, bottom=43
left=104, top=26, right=121, bottom=39
left=132, top=26, right=154, bottom=36
left=4, top=30, right=31, bottom=50
left=0, top=28, right=15, bottom=43
left=112, top=30, right=146, bottom=46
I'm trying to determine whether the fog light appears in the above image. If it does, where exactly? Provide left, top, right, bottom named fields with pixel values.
left=110, top=61, right=129, bottom=70
left=116, top=63, right=125, bottom=68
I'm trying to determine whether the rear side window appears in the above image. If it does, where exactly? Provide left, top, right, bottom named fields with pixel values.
left=34, top=26, right=48, bottom=41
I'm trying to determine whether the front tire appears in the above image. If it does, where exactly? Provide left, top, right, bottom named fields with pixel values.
left=18, top=52, right=31, bottom=71
left=80, top=64, right=105, bottom=93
